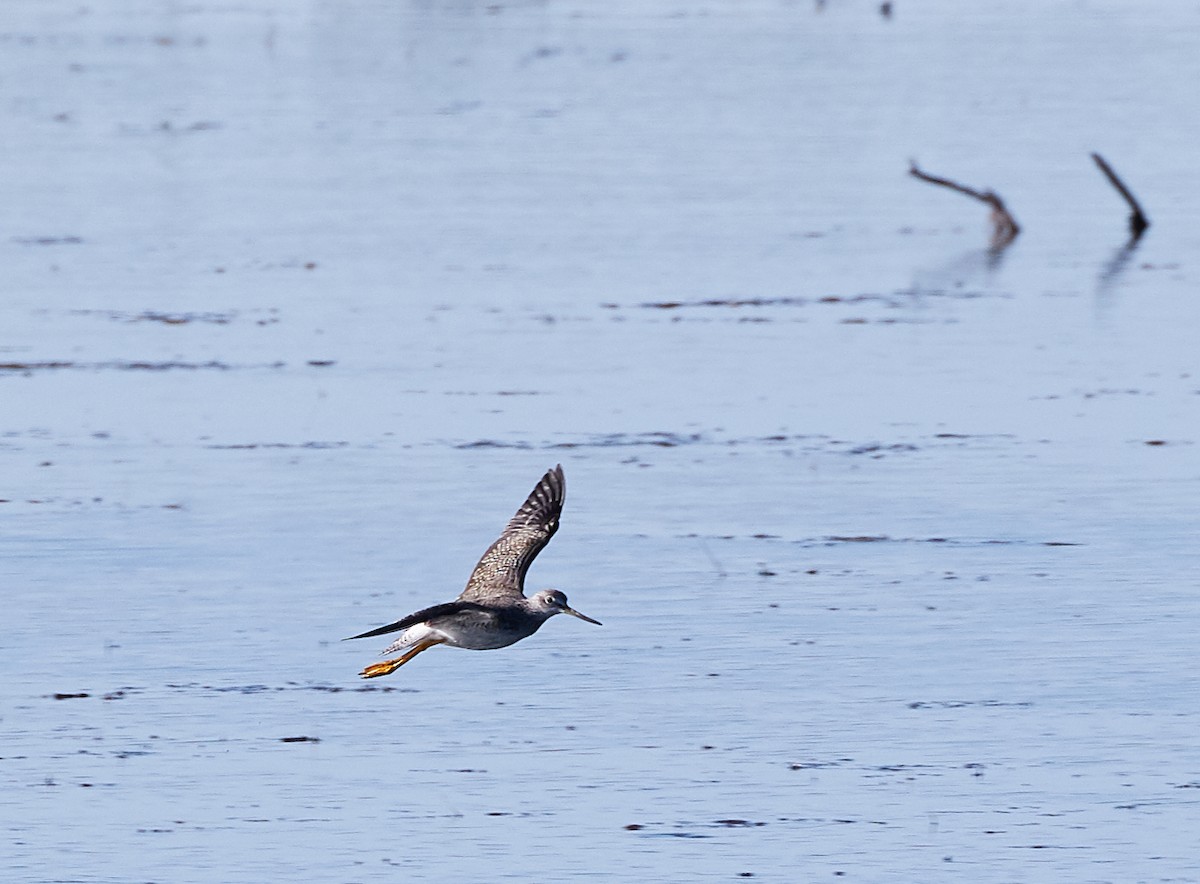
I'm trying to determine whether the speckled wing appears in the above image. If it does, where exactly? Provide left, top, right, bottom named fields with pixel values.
left=458, top=465, right=565, bottom=602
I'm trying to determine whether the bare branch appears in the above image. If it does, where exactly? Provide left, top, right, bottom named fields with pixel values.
left=909, top=160, right=1019, bottom=248
left=1091, top=153, right=1149, bottom=238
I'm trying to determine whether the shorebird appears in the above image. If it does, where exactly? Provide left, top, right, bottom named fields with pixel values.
left=345, top=465, right=600, bottom=678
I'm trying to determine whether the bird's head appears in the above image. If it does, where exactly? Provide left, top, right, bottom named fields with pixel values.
left=531, top=589, right=602, bottom=625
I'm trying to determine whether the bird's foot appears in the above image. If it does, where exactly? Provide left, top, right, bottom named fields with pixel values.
left=360, top=658, right=406, bottom=678
left=358, top=638, right=445, bottom=678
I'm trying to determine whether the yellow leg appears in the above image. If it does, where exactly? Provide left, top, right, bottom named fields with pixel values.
left=359, top=638, right=446, bottom=679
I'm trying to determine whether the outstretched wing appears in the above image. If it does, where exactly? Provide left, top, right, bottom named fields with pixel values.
left=458, top=464, right=565, bottom=602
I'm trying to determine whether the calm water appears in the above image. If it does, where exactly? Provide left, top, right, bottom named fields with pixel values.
left=3, top=1, right=1199, bottom=881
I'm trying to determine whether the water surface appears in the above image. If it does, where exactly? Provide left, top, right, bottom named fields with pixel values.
left=3, top=1, right=1199, bottom=880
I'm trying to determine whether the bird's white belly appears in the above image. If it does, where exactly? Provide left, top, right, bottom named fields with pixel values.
left=380, top=622, right=444, bottom=656
left=381, top=611, right=538, bottom=654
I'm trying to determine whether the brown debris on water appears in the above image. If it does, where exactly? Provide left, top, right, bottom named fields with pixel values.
left=1091, top=152, right=1150, bottom=239
left=909, top=160, right=1019, bottom=249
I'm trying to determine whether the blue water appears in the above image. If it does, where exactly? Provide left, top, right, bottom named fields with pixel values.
left=3, top=1, right=1200, bottom=880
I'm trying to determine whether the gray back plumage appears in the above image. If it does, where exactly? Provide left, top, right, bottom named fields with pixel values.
left=458, top=465, right=565, bottom=602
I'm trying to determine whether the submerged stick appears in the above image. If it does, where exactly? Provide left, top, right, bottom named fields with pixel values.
left=909, top=161, right=1019, bottom=248
left=1091, top=152, right=1149, bottom=238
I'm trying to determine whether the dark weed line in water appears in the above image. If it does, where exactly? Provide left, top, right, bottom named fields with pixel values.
left=206, top=441, right=349, bottom=450
left=0, top=360, right=285, bottom=373
left=601, top=289, right=994, bottom=312
left=70, top=308, right=282, bottom=326
left=0, top=360, right=338, bottom=374
left=457, top=431, right=1014, bottom=453
left=682, top=533, right=1081, bottom=547
left=46, top=683, right=419, bottom=700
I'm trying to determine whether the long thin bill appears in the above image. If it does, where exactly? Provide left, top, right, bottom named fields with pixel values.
left=563, top=606, right=602, bottom=626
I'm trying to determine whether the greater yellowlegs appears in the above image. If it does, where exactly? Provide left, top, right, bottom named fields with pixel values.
left=345, top=465, right=600, bottom=678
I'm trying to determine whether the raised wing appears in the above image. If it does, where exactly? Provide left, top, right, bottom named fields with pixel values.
left=458, top=465, right=565, bottom=602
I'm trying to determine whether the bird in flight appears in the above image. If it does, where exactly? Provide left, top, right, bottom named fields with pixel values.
left=345, top=465, right=600, bottom=678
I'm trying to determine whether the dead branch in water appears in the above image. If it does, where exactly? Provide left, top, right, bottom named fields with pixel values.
left=908, top=160, right=1019, bottom=249
left=1091, top=153, right=1149, bottom=239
